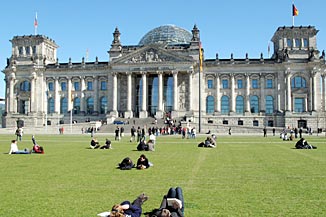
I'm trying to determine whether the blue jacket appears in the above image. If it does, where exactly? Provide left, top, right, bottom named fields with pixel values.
left=121, top=201, right=142, bottom=217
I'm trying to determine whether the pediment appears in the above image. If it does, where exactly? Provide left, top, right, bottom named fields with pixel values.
left=111, top=45, right=193, bottom=64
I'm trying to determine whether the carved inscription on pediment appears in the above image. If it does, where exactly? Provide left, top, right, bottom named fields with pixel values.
left=125, top=48, right=175, bottom=63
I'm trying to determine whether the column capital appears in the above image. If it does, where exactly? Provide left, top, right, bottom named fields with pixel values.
left=310, top=67, right=320, bottom=77
left=172, top=70, right=178, bottom=75
left=321, top=73, right=326, bottom=78
left=186, top=70, right=193, bottom=75
left=285, top=68, right=291, bottom=76
left=156, top=71, right=164, bottom=75
left=111, top=72, right=118, bottom=76
left=140, top=71, right=147, bottom=76
left=9, top=72, right=16, bottom=81
left=31, top=72, right=37, bottom=80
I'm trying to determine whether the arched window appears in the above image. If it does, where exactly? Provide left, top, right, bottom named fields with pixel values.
left=73, top=97, right=80, bottom=114
left=20, top=81, right=30, bottom=91
left=236, top=95, right=244, bottom=114
left=86, top=97, right=94, bottom=114
left=60, top=97, right=68, bottom=114
left=250, top=95, right=259, bottom=113
left=206, top=95, right=214, bottom=114
left=48, top=98, right=55, bottom=114
left=265, top=96, right=274, bottom=114
left=221, top=95, right=230, bottom=115
left=100, top=97, right=108, bottom=114
left=291, top=76, right=306, bottom=88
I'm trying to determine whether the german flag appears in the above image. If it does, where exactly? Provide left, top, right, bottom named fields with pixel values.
left=293, top=4, right=299, bottom=16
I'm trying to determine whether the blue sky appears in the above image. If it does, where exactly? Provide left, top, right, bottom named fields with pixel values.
left=1, top=0, right=326, bottom=98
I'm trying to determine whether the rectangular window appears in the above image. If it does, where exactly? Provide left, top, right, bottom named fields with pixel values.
left=287, top=38, right=293, bottom=47
left=295, top=38, right=301, bottom=48
left=87, top=81, right=93, bottom=91
left=100, top=81, right=107, bottom=90
left=25, top=47, right=30, bottom=55
left=32, top=46, right=37, bottom=55
left=207, top=79, right=213, bottom=89
left=252, top=79, right=258, bottom=89
left=48, top=82, right=54, bottom=91
left=266, top=79, right=273, bottom=88
left=19, top=47, right=24, bottom=55
left=61, top=82, right=67, bottom=91
left=237, top=79, right=243, bottom=89
left=222, top=79, right=228, bottom=89
left=74, top=82, right=80, bottom=91
left=303, top=38, right=308, bottom=48
left=294, top=98, right=305, bottom=112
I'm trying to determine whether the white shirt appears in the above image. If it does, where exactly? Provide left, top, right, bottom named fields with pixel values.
left=149, top=134, right=156, bottom=141
left=9, top=142, right=18, bottom=154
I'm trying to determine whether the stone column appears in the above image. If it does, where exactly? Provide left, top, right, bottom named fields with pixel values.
left=311, top=71, right=317, bottom=111
left=259, top=74, right=265, bottom=113
left=80, top=77, right=86, bottom=115
left=173, top=71, right=178, bottom=111
left=8, top=72, right=16, bottom=113
left=188, top=71, right=193, bottom=111
left=54, top=78, right=60, bottom=114
left=245, top=74, right=250, bottom=113
left=275, top=74, right=281, bottom=112
left=230, top=74, right=235, bottom=113
left=124, top=72, right=133, bottom=118
left=171, top=70, right=178, bottom=118
left=139, top=71, right=148, bottom=118
left=30, top=72, right=37, bottom=113
left=322, top=74, right=326, bottom=111
left=155, top=71, right=164, bottom=119
left=309, top=76, right=313, bottom=111
left=215, top=75, right=220, bottom=112
left=286, top=69, right=292, bottom=112
left=110, top=72, right=118, bottom=117
left=93, top=77, right=99, bottom=114
left=67, top=78, right=72, bottom=111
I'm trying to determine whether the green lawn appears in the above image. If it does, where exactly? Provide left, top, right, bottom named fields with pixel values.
left=0, top=133, right=325, bottom=216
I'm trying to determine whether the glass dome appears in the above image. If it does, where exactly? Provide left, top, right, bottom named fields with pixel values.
left=138, top=25, right=192, bottom=46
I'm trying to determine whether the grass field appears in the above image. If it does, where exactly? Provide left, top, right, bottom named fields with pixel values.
left=0, top=133, right=325, bottom=217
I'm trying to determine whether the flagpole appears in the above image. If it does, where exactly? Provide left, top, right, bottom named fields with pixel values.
left=34, top=12, right=38, bottom=35
left=292, top=0, right=294, bottom=26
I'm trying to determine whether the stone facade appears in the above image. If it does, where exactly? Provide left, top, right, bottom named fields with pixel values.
left=2, top=25, right=326, bottom=131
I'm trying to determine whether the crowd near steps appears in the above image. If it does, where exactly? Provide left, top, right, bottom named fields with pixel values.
left=0, top=116, right=287, bottom=136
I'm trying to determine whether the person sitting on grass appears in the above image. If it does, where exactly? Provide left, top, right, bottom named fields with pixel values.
left=136, top=154, right=150, bottom=170
left=295, top=138, right=317, bottom=149
left=90, top=138, right=100, bottom=149
left=145, top=187, right=184, bottom=217
left=32, top=135, right=44, bottom=154
left=108, top=193, right=149, bottom=217
left=100, top=138, right=112, bottom=149
left=8, top=139, right=31, bottom=154
left=137, top=138, right=148, bottom=151
left=198, top=135, right=216, bottom=148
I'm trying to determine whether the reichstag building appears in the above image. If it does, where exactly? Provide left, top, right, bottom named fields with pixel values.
left=2, top=24, right=326, bottom=130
